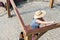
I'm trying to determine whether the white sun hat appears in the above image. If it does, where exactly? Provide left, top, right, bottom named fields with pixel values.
left=34, top=10, right=46, bottom=18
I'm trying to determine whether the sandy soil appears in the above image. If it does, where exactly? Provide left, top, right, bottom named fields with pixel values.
left=0, top=0, right=60, bottom=40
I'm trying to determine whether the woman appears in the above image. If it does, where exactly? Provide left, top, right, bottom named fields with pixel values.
left=30, top=10, right=54, bottom=29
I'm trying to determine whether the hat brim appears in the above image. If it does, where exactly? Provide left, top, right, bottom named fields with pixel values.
left=34, top=10, right=46, bottom=18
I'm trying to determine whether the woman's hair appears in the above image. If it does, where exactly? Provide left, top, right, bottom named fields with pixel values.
left=33, top=17, right=45, bottom=21
left=37, top=18, right=45, bottom=21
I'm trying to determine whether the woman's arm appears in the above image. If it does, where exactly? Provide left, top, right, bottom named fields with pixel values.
left=36, top=19, right=54, bottom=24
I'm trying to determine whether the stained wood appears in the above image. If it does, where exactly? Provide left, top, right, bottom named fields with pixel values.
left=26, top=23, right=60, bottom=35
left=7, top=0, right=11, bottom=17
left=10, top=0, right=26, bottom=34
left=50, top=0, right=54, bottom=8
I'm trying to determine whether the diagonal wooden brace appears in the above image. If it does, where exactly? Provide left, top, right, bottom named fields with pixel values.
left=26, top=23, right=60, bottom=36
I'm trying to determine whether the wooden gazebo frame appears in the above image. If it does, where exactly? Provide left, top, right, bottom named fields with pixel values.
left=6, top=0, right=54, bottom=17
left=6, top=0, right=60, bottom=40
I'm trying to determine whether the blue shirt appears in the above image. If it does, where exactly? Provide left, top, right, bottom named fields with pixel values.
left=30, top=19, right=40, bottom=29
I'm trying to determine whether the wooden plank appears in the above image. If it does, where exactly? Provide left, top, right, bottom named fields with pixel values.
left=26, top=23, right=60, bottom=35
left=36, top=31, right=47, bottom=40
left=50, top=0, right=54, bottom=8
left=6, top=0, right=11, bottom=17
left=10, top=0, right=26, bottom=34
left=24, top=34, right=32, bottom=40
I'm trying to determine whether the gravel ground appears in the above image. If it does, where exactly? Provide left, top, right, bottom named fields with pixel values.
left=0, top=0, right=60, bottom=40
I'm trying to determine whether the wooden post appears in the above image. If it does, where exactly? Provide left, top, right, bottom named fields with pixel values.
left=36, top=31, right=47, bottom=40
left=6, top=0, right=11, bottom=17
left=50, top=0, right=54, bottom=8
left=24, top=34, right=32, bottom=40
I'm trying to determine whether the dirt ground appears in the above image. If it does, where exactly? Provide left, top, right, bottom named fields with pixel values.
left=0, top=0, right=60, bottom=40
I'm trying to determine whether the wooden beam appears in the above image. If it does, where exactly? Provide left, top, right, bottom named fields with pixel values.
left=24, top=34, right=32, bottom=40
left=50, top=0, right=54, bottom=8
left=36, top=31, right=47, bottom=40
left=10, top=0, right=26, bottom=34
left=26, top=23, right=60, bottom=35
left=6, top=0, right=11, bottom=17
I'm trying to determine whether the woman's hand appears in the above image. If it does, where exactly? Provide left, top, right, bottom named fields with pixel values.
left=42, top=24, right=47, bottom=26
